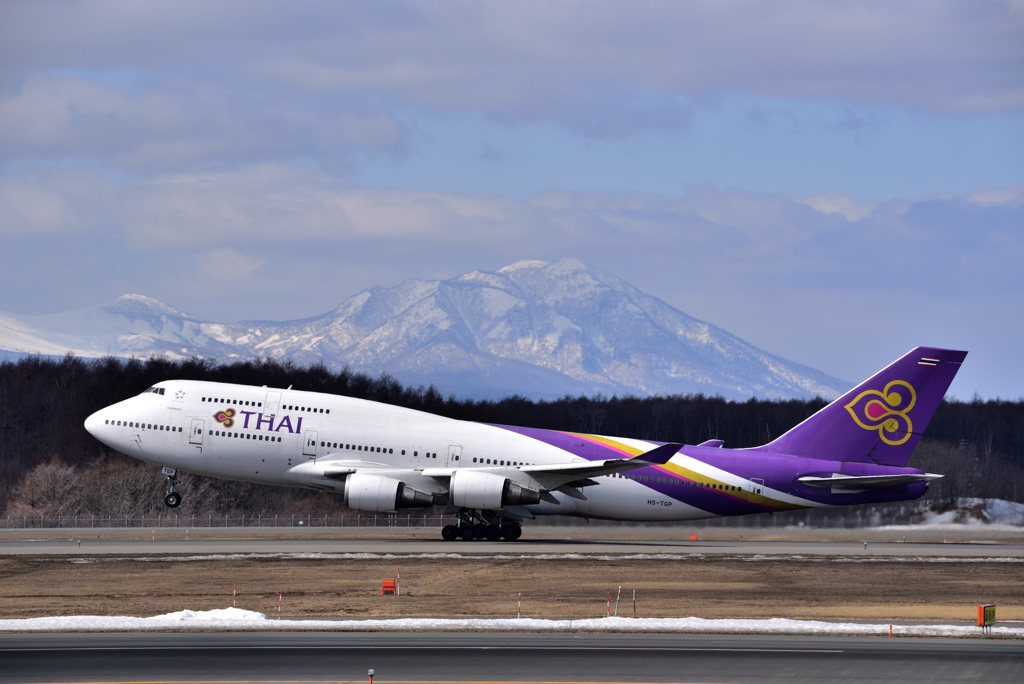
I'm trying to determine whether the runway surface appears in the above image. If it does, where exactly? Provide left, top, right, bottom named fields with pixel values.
left=1, top=632, right=1020, bottom=683
left=3, top=535, right=1023, bottom=558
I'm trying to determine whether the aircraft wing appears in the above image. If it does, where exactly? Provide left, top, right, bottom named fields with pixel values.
left=423, top=442, right=683, bottom=500
left=518, top=442, right=682, bottom=479
left=313, top=444, right=683, bottom=506
left=798, top=472, right=942, bottom=493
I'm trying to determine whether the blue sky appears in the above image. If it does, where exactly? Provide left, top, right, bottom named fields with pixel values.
left=0, top=1, right=1022, bottom=398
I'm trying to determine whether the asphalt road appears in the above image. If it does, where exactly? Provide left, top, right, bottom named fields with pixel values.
left=0, top=632, right=1020, bottom=683
left=2, top=535, right=1023, bottom=558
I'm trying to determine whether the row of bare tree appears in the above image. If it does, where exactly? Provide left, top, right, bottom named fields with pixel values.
left=4, top=455, right=347, bottom=520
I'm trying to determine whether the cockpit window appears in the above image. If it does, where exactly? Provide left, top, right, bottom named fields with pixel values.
left=142, top=387, right=166, bottom=395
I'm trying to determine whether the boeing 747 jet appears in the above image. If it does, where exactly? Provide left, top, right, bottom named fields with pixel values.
left=85, top=347, right=965, bottom=540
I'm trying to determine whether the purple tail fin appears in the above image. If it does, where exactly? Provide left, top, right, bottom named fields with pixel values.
left=765, top=347, right=967, bottom=466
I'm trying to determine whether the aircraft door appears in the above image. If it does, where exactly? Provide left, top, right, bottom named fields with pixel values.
left=748, top=478, right=764, bottom=504
left=303, top=430, right=318, bottom=457
left=446, top=444, right=463, bottom=468
left=264, top=391, right=282, bottom=415
left=189, top=419, right=205, bottom=445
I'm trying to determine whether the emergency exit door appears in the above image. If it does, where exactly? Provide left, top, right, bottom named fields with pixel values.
left=303, top=430, right=318, bottom=457
left=446, top=444, right=462, bottom=467
left=748, top=478, right=764, bottom=504
left=189, top=419, right=205, bottom=445
left=264, top=390, right=282, bottom=415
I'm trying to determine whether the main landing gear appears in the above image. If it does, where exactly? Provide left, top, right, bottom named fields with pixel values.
left=164, top=471, right=182, bottom=508
left=441, top=510, right=522, bottom=542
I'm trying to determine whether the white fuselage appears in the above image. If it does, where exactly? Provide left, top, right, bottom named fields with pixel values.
left=85, top=379, right=715, bottom=521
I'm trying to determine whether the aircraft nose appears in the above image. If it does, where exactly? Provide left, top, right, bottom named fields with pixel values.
left=84, top=410, right=102, bottom=437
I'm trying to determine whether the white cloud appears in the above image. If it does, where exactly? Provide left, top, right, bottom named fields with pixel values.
left=4, top=165, right=1020, bottom=291
left=1, top=1, right=1020, bottom=151
left=799, top=193, right=880, bottom=222
left=194, top=249, right=266, bottom=282
left=0, top=74, right=411, bottom=169
left=0, top=170, right=114, bottom=236
left=966, top=187, right=1024, bottom=206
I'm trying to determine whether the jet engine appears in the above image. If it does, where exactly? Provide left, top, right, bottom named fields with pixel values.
left=449, top=469, right=541, bottom=509
left=343, top=473, right=434, bottom=512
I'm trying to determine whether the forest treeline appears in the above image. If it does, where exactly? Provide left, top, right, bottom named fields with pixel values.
left=1, top=353, right=1022, bottom=518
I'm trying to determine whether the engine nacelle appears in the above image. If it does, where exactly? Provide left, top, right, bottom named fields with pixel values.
left=343, top=473, right=434, bottom=512
left=449, top=469, right=541, bottom=509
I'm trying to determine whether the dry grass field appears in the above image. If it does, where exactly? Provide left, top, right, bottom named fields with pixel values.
left=1, top=552, right=1021, bottom=624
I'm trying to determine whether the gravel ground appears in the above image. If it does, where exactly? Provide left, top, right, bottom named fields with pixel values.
left=1, top=551, right=1020, bottom=624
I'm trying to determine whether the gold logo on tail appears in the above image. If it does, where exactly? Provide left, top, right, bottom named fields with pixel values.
left=844, top=380, right=916, bottom=446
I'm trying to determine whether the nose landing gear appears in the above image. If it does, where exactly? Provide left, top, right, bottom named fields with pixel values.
left=163, top=468, right=182, bottom=508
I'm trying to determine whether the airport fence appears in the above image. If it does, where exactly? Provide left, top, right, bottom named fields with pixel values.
left=1, top=513, right=460, bottom=529
left=3, top=501, right=1008, bottom=530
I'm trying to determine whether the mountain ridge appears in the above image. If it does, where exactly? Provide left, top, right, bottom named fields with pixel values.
left=0, top=258, right=850, bottom=400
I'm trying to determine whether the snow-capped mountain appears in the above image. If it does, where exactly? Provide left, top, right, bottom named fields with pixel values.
left=0, top=259, right=850, bottom=400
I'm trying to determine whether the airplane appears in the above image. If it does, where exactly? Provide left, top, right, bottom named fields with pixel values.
left=84, top=346, right=966, bottom=541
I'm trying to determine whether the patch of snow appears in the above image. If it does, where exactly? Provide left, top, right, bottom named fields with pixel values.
left=917, top=499, right=1024, bottom=527
left=1, top=609, right=1021, bottom=637
left=498, top=259, right=550, bottom=273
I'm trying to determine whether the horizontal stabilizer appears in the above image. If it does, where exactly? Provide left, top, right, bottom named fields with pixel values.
left=798, top=472, right=942, bottom=493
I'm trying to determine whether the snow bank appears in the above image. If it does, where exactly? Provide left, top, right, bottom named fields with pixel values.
left=1, top=608, right=1021, bottom=638
left=918, top=499, right=1024, bottom=526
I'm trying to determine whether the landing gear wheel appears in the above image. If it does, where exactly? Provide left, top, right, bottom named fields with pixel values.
left=472, top=523, right=487, bottom=540
left=501, top=524, right=522, bottom=541
left=441, top=524, right=458, bottom=541
left=164, top=491, right=182, bottom=508
left=458, top=524, right=474, bottom=540
left=484, top=524, right=501, bottom=541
